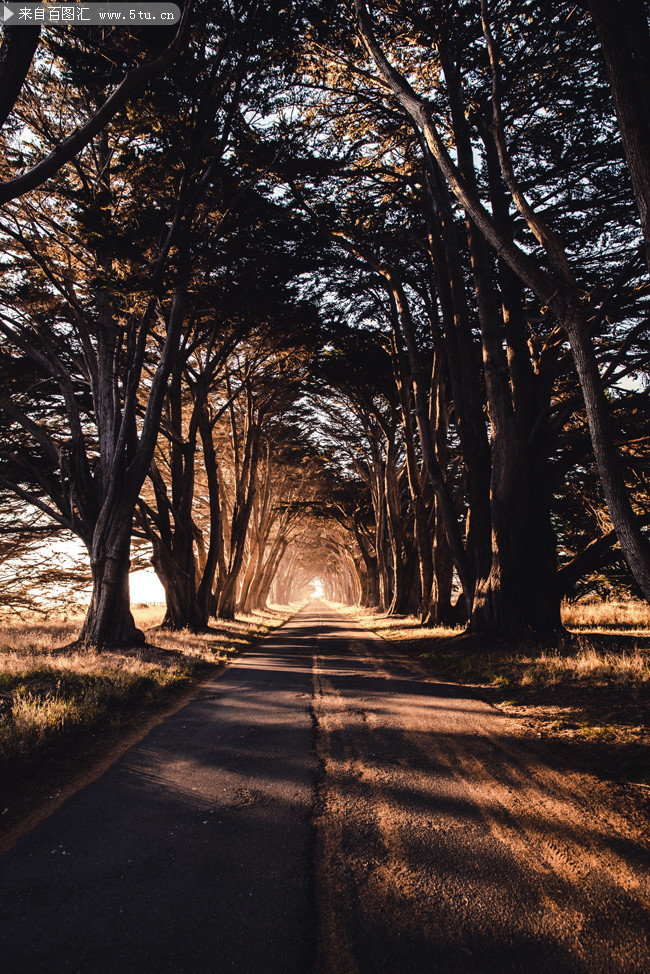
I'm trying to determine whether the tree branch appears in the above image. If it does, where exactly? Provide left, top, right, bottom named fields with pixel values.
left=0, top=3, right=192, bottom=204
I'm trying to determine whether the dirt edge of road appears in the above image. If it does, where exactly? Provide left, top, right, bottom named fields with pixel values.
left=333, top=603, right=650, bottom=836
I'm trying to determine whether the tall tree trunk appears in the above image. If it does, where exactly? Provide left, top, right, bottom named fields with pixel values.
left=425, top=361, right=457, bottom=626
left=254, top=538, right=289, bottom=610
left=440, top=36, right=540, bottom=634
left=382, top=424, right=412, bottom=615
left=217, top=438, right=260, bottom=619
left=367, top=443, right=391, bottom=611
left=584, top=0, right=650, bottom=272
left=388, top=319, right=434, bottom=620
left=428, top=494, right=456, bottom=625
left=352, top=518, right=380, bottom=607
left=151, top=539, right=205, bottom=632
left=422, top=158, right=492, bottom=594
left=564, top=308, right=650, bottom=598
left=197, top=407, right=227, bottom=622
left=81, top=514, right=143, bottom=647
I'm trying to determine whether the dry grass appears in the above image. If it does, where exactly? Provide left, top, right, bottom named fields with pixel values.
left=562, top=599, right=650, bottom=632
left=521, top=647, right=650, bottom=686
left=345, top=599, right=650, bottom=638
left=341, top=601, right=650, bottom=685
left=337, top=600, right=650, bottom=783
left=0, top=604, right=292, bottom=767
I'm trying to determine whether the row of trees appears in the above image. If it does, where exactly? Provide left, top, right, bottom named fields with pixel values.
left=0, top=3, right=330, bottom=641
left=282, top=0, right=650, bottom=632
left=0, top=1, right=649, bottom=644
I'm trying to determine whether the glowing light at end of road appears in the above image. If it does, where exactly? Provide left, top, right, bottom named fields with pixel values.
left=309, top=578, right=324, bottom=598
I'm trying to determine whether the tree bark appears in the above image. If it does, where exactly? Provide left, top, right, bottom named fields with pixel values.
left=0, top=26, right=40, bottom=130
left=583, top=0, right=650, bottom=273
left=197, top=405, right=227, bottom=622
left=564, top=308, right=650, bottom=598
left=422, top=156, right=492, bottom=595
left=80, top=515, right=144, bottom=647
left=351, top=515, right=380, bottom=607
left=388, top=316, right=435, bottom=619
left=216, top=398, right=260, bottom=620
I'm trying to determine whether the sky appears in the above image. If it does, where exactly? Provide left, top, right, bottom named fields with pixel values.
left=130, top=567, right=165, bottom=604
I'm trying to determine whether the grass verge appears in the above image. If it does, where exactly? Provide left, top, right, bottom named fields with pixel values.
left=340, top=603, right=650, bottom=789
left=0, top=603, right=296, bottom=840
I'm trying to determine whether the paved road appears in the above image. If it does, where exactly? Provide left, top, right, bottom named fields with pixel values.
left=1, top=603, right=649, bottom=973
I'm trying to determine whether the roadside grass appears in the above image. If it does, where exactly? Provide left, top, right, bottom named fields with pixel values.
left=562, top=599, right=650, bottom=632
left=339, top=600, right=650, bottom=786
left=0, top=604, right=293, bottom=769
left=520, top=645, right=650, bottom=686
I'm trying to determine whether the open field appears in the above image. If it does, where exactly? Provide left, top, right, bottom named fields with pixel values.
left=340, top=600, right=650, bottom=789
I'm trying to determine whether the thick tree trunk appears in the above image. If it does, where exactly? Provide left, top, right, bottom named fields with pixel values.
left=426, top=494, right=456, bottom=625
left=388, top=322, right=434, bottom=620
left=253, top=539, right=288, bottom=610
left=469, top=112, right=562, bottom=634
left=80, top=517, right=144, bottom=648
left=151, top=541, right=206, bottom=632
left=440, top=38, right=540, bottom=636
left=238, top=543, right=260, bottom=614
left=217, top=486, right=257, bottom=619
left=382, top=428, right=414, bottom=615
left=197, top=410, right=227, bottom=621
left=352, top=521, right=380, bottom=608
left=217, top=577, right=239, bottom=621
left=423, top=161, right=492, bottom=593
left=390, top=544, right=420, bottom=616
left=216, top=392, right=260, bottom=620
left=370, top=456, right=392, bottom=611
left=340, top=547, right=361, bottom=605
left=425, top=376, right=457, bottom=627
left=563, top=309, right=650, bottom=599
left=471, top=459, right=560, bottom=634
left=140, top=367, right=208, bottom=631
left=364, top=558, right=380, bottom=607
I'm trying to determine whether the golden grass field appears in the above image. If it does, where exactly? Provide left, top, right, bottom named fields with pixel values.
left=346, top=599, right=650, bottom=682
left=562, top=599, right=650, bottom=632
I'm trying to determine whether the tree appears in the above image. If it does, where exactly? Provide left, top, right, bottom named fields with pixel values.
left=351, top=0, right=650, bottom=609
left=0, top=7, right=191, bottom=201
left=578, top=0, right=650, bottom=274
left=0, top=11, right=259, bottom=645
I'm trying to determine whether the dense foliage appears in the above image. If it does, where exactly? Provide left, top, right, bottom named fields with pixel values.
left=0, top=1, right=648, bottom=643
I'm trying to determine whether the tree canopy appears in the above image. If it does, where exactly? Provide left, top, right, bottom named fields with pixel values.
left=0, top=0, right=648, bottom=645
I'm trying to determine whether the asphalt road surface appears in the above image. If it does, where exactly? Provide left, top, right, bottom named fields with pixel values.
left=1, top=603, right=649, bottom=973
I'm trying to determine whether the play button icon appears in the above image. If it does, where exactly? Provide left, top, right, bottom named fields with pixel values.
left=2, top=5, right=15, bottom=21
